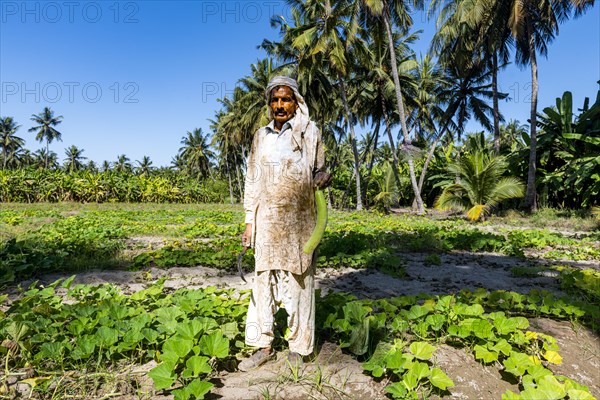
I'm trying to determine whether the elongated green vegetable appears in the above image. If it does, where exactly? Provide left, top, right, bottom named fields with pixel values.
left=303, top=188, right=328, bottom=254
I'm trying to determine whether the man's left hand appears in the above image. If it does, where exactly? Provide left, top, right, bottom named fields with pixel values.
left=314, top=172, right=332, bottom=189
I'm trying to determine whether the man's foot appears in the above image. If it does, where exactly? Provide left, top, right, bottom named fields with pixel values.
left=238, top=349, right=275, bottom=371
left=286, top=351, right=304, bottom=368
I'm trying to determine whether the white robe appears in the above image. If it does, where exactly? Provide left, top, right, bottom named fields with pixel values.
left=243, top=117, right=325, bottom=355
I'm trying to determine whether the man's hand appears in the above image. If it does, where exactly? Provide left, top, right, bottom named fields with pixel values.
left=241, top=223, right=252, bottom=248
left=313, top=171, right=332, bottom=189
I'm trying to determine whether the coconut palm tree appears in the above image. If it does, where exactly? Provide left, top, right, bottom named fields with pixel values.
left=179, top=128, right=215, bottom=179
left=354, top=0, right=426, bottom=213
left=101, top=160, right=111, bottom=172
left=283, top=0, right=371, bottom=210
left=33, top=148, right=58, bottom=170
left=0, top=117, right=24, bottom=170
left=113, top=154, right=132, bottom=174
left=29, top=107, right=63, bottom=168
left=63, top=145, right=86, bottom=173
left=417, top=56, right=506, bottom=203
left=434, top=146, right=525, bottom=221
left=136, top=156, right=154, bottom=175
left=429, top=0, right=512, bottom=154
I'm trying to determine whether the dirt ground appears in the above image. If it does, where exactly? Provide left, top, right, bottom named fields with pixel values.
left=17, top=244, right=598, bottom=400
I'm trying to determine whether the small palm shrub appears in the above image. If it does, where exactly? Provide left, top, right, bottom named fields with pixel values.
left=434, top=150, right=525, bottom=221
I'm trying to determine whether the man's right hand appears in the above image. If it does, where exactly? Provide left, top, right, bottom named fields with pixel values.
left=242, top=223, right=252, bottom=248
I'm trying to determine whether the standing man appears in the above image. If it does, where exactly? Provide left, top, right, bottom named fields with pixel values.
left=238, top=76, right=331, bottom=371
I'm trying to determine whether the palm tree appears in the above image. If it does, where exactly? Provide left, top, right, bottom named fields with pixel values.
left=33, top=148, right=58, bottom=170
left=284, top=0, right=371, bottom=210
left=434, top=148, right=525, bottom=221
left=179, top=128, right=215, bottom=179
left=101, top=160, right=111, bottom=172
left=113, top=154, right=132, bottom=174
left=429, top=0, right=512, bottom=154
left=417, top=57, right=505, bottom=203
left=136, top=156, right=154, bottom=175
left=499, top=119, right=529, bottom=154
left=28, top=107, right=63, bottom=168
left=64, top=145, right=86, bottom=173
left=86, top=160, right=98, bottom=173
left=0, top=117, right=23, bottom=170
left=355, top=0, right=426, bottom=213
left=507, top=0, right=594, bottom=211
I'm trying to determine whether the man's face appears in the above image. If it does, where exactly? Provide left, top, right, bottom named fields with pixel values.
left=269, top=86, right=298, bottom=128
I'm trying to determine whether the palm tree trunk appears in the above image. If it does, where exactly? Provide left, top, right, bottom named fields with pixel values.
left=417, top=121, right=450, bottom=193
left=227, top=163, right=234, bottom=204
left=382, top=6, right=425, bottom=214
left=492, top=51, right=501, bottom=154
left=339, top=79, right=363, bottom=210
left=45, top=140, right=49, bottom=169
left=363, top=119, right=381, bottom=207
left=524, top=23, right=538, bottom=212
left=381, top=97, right=403, bottom=190
left=235, top=163, right=244, bottom=199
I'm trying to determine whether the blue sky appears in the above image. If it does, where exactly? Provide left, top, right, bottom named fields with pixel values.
left=1, top=1, right=598, bottom=167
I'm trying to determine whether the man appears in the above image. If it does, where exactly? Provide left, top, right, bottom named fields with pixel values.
left=238, top=76, right=331, bottom=371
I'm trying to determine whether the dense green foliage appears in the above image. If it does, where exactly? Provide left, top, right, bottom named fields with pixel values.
left=2, top=204, right=598, bottom=287
left=0, top=169, right=229, bottom=203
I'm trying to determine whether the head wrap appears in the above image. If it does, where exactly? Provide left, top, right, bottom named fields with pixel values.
left=265, top=76, right=310, bottom=151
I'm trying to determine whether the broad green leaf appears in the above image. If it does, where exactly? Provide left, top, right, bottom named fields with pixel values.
left=494, top=316, right=518, bottom=335
left=474, top=344, right=498, bottom=363
left=526, top=364, right=552, bottom=381
left=363, top=342, right=391, bottom=377
left=221, top=322, right=239, bottom=340
left=5, top=321, right=29, bottom=342
left=536, top=375, right=566, bottom=398
left=472, top=319, right=495, bottom=340
left=503, top=352, right=533, bottom=377
left=162, top=336, right=194, bottom=363
left=183, top=355, right=212, bottom=377
left=425, top=314, right=446, bottom=331
left=490, top=339, right=512, bottom=356
left=172, top=380, right=214, bottom=400
left=430, top=367, right=454, bottom=390
left=404, top=305, right=430, bottom=320
left=385, top=349, right=412, bottom=372
left=409, top=341, right=436, bottom=360
left=385, top=382, right=408, bottom=399
left=148, top=362, right=177, bottom=390
left=403, top=362, right=430, bottom=390
left=195, top=317, right=219, bottom=333
left=96, top=326, right=119, bottom=347
left=141, top=328, right=159, bottom=343
left=454, top=303, right=484, bottom=317
left=512, top=317, right=529, bottom=329
left=39, top=342, right=63, bottom=359
left=199, top=331, right=229, bottom=358
left=176, top=320, right=203, bottom=340
left=343, top=302, right=372, bottom=322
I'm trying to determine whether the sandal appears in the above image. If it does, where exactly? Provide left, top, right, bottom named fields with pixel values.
left=238, top=349, right=275, bottom=371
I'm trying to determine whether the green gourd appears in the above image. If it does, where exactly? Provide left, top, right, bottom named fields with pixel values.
left=303, top=189, right=328, bottom=254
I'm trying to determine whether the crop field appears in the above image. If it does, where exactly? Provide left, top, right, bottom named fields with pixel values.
left=0, top=203, right=599, bottom=400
